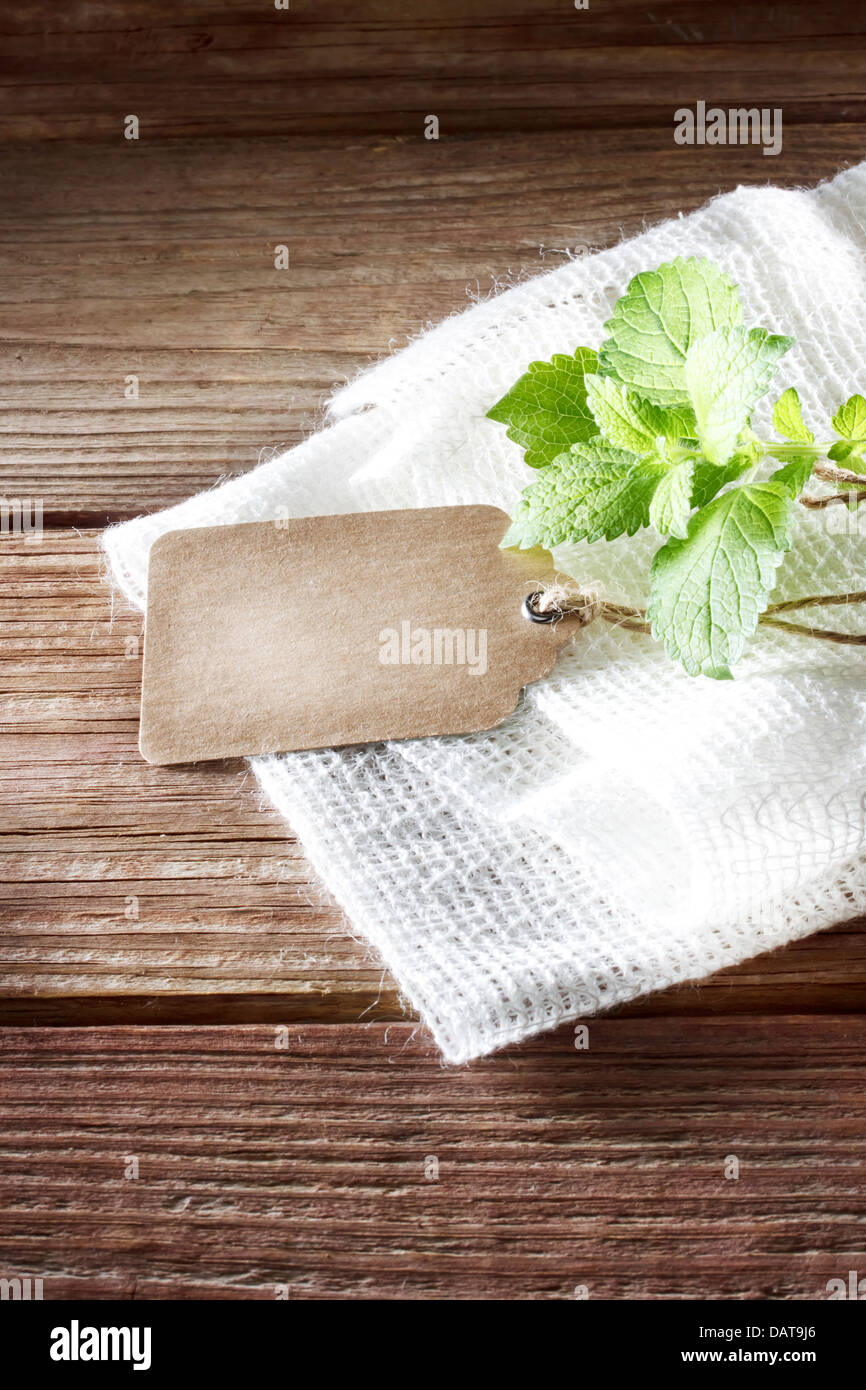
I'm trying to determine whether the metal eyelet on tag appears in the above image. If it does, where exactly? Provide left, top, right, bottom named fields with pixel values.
left=522, top=591, right=559, bottom=624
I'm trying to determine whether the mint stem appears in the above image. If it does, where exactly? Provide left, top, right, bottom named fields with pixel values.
left=748, top=438, right=866, bottom=496
left=580, top=590, right=866, bottom=647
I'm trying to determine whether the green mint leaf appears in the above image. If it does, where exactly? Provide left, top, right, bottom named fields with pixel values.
left=831, top=393, right=866, bottom=442
left=653, top=406, right=700, bottom=446
left=685, top=326, right=793, bottom=465
left=772, top=386, right=814, bottom=444
left=502, top=441, right=668, bottom=549
left=487, top=347, right=599, bottom=468
left=827, top=439, right=864, bottom=464
left=649, top=458, right=695, bottom=539
left=585, top=374, right=697, bottom=453
left=770, top=456, right=814, bottom=496
left=647, top=482, right=793, bottom=677
left=585, top=375, right=658, bottom=452
left=598, top=257, right=743, bottom=406
left=690, top=454, right=752, bottom=509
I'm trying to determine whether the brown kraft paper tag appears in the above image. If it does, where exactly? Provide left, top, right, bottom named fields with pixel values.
left=139, top=505, right=584, bottom=764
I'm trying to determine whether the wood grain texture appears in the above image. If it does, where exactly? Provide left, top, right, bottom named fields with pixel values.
left=1, top=1020, right=865, bottom=1299
left=3, top=0, right=866, bottom=1303
left=2, top=128, right=866, bottom=523
left=1, top=1, right=865, bottom=139
left=2, top=531, right=866, bottom=1020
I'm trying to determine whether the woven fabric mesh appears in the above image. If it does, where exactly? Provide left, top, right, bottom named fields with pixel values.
left=105, top=163, right=866, bottom=1063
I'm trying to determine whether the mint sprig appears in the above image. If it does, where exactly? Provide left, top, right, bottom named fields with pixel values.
left=487, top=256, right=866, bottom=677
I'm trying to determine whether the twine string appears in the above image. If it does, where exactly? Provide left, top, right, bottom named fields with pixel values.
left=530, top=581, right=866, bottom=646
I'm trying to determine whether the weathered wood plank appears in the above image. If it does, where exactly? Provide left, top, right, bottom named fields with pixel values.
left=1, top=1019, right=865, bottom=1299
left=0, top=1, right=864, bottom=139
left=1, top=532, right=865, bottom=1018
left=1, top=2, right=864, bottom=1305
left=1, top=128, right=864, bottom=520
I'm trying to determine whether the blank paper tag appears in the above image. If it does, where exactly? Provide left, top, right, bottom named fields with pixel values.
left=139, top=505, right=583, bottom=765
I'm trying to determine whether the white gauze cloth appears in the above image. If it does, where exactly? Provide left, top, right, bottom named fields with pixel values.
left=105, top=161, right=866, bottom=1064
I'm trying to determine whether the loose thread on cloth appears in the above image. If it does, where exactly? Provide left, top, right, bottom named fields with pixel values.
left=531, top=581, right=866, bottom=645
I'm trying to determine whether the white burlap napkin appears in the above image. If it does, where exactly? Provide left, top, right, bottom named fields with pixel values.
left=105, top=161, right=866, bottom=1063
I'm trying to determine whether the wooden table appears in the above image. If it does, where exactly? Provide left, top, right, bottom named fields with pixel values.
left=2, top=1, right=866, bottom=1300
